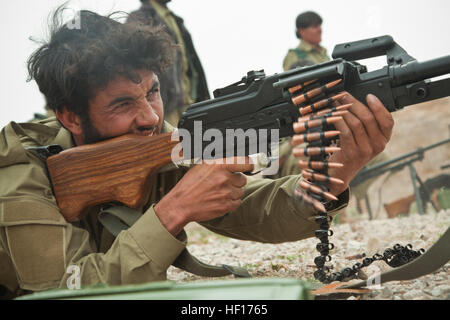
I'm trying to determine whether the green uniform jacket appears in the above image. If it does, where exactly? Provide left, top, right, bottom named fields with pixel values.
left=282, top=41, right=330, bottom=71
left=0, top=118, right=348, bottom=297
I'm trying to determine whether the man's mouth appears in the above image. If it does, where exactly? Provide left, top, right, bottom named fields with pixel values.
left=136, top=127, right=157, bottom=136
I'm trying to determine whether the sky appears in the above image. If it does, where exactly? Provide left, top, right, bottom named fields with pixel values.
left=0, top=0, right=449, bottom=129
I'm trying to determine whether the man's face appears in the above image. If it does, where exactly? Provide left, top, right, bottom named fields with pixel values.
left=299, top=24, right=322, bottom=46
left=81, top=69, right=164, bottom=145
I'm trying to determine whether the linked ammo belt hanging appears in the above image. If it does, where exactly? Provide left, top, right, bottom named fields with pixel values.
left=287, top=76, right=430, bottom=284
left=344, top=226, right=450, bottom=289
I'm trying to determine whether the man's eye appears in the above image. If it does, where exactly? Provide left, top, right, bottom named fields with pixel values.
left=116, top=101, right=131, bottom=109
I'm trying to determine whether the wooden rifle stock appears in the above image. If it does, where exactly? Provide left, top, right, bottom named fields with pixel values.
left=47, top=132, right=180, bottom=222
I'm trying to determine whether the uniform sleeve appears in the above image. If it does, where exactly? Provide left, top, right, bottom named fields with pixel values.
left=282, top=50, right=299, bottom=71
left=199, top=175, right=349, bottom=243
left=0, top=197, right=186, bottom=292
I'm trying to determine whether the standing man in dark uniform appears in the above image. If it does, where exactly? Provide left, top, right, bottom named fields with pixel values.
left=127, top=0, right=210, bottom=126
left=283, top=11, right=330, bottom=71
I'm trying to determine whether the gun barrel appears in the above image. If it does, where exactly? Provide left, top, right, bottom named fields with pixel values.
left=273, top=60, right=344, bottom=89
left=393, top=55, right=450, bottom=86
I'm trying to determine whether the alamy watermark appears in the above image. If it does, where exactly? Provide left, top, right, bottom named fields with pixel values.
left=66, top=10, right=81, bottom=30
left=66, top=265, right=81, bottom=290
left=171, top=121, right=280, bottom=175
left=365, top=265, right=382, bottom=290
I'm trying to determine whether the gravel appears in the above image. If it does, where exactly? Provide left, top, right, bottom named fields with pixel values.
left=166, top=209, right=450, bottom=300
left=380, top=286, right=393, bottom=299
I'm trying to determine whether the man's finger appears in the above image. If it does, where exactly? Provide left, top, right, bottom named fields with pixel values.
left=340, top=93, right=388, bottom=146
left=341, top=109, right=374, bottom=155
left=331, top=112, right=357, bottom=151
left=227, top=199, right=242, bottom=212
left=230, top=172, right=248, bottom=188
left=228, top=186, right=245, bottom=200
left=221, top=157, right=255, bottom=173
left=365, top=94, right=395, bottom=141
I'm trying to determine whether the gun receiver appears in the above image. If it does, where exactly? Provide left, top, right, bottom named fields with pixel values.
left=46, top=35, right=450, bottom=222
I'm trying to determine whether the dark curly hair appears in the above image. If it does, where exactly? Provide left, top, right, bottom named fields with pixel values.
left=27, top=6, right=176, bottom=120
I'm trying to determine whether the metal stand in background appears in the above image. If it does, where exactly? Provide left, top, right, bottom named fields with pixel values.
left=408, top=163, right=424, bottom=215
left=364, top=194, right=373, bottom=220
left=350, top=138, right=450, bottom=217
left=407, top=163, right=440, bottom=215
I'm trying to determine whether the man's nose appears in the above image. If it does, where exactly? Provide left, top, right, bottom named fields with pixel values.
left=136, top=101, right=159, bottom=127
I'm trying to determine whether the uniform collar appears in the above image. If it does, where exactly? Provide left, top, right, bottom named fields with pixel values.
left=161, top=120, right=175, bottom=134
left=298, top=41, right=326, bottom=55
left=149, top=0, right=172, bottom=18
left=53, top=124, right=75, bottom=150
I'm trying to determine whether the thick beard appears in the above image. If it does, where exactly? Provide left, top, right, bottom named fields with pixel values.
left=80, top=116, right=104, bottom=145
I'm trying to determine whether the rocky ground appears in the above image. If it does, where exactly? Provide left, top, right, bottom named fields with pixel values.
left=167, top=210, right=449, bottom=300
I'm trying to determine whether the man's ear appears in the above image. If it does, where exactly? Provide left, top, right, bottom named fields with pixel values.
left=55, top=108, right=83, bottom=136
left=297, top=28, right=305, bottom=39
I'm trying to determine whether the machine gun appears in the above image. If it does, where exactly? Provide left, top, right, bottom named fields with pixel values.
left=45, top=35, right=450, bottom=222
left=178, top=35, right=450, bottom=155
left=350, top=138, right=450, bottom=218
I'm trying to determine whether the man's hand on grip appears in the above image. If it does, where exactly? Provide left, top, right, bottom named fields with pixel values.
left=154, top=157, right=254, bottom=235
